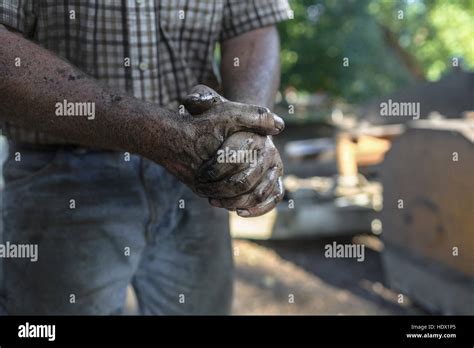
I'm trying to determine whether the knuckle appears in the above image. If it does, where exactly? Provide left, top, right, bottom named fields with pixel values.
left=253, top=110, right=270, bottom=127
left=226, top=175, right=250, bottom=194
left=253, top=188, right=267, bottom=203
left=274, top=190, right=284, bottom=204
left=257, top=106, right=271, bottom=115
left=237, top=177, right=252, bottom=193
left=275, top=181, right=285, bottom=203
left=254, top=188, right=267, bottom=203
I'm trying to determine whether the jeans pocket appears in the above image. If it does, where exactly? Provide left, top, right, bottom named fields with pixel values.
left=3, top=146, right=61, bottom=186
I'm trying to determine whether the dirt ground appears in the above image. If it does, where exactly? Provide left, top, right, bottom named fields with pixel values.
left=231, top=236, right=425, bottom=315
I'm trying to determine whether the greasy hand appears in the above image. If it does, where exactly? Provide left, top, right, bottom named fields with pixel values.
left=162, top=85, right=285, bottom=217
left=197, top=132, right=284, bottom=217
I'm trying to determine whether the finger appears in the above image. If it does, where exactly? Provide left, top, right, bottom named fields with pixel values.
left=197, top=132, right=265, bottom=182
left=226, top=103, right=285, bottom=136
left=236, top=176, right=284, bottom=218
left=209, top=166, right=280, bottom=210
left=198, top=149, right=251, bottom=183
left=183, top=84, right=226, bottom=115
left=196, top=145, right=274, bottom=198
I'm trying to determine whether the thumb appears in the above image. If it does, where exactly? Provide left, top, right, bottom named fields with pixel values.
left=183, top=85, right=226, bottom=115
left=228, top=103, right=285, bottom=136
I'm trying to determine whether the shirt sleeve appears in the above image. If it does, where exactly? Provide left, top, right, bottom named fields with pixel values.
left=220, top=0, right=292, bottom=41
left=0, top=0, right=36, bottom=36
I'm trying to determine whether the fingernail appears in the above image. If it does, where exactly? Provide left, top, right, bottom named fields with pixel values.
left=274, top=115, right=285, bottom=132
left=237, top=209, right=250, bottom=217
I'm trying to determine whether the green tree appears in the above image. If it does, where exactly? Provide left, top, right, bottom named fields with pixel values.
left=278, top=0, right=474, bottom=103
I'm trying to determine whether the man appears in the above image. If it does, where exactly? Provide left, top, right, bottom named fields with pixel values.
left=0, top=0, right=291, bottom=314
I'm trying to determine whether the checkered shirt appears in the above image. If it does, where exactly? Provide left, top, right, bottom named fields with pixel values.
left=0, top=0, right=291, bottom=144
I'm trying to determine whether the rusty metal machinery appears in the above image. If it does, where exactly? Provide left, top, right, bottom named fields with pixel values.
left=380, top=119, right=474, bottom=314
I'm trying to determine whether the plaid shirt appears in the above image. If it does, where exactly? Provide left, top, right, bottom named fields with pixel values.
left=0, top=0, right=291, bottom=144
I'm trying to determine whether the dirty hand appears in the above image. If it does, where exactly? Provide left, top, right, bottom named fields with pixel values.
left=197, top=132, right=284, bottom=217
left=159, top=85, right=284, bottom=217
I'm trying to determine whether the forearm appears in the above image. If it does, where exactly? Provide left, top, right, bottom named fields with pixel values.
left=0, top=25, right=175, bottom=161
left=220, top=26, right=281, bottom=108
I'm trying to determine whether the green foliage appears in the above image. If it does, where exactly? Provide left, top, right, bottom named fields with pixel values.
left=278, top=0, right=474, bottom=103
left=369, top=0, right=474, bottom=80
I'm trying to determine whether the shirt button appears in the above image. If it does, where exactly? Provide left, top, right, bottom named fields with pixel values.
left=138, top=61, right=149, bottom=71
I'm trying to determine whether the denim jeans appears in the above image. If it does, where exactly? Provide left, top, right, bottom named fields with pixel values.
left=0, top=142, right=233, bottom=315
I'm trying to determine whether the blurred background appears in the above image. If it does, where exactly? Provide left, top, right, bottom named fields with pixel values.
left=230, top=0, right=473, bottom=315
